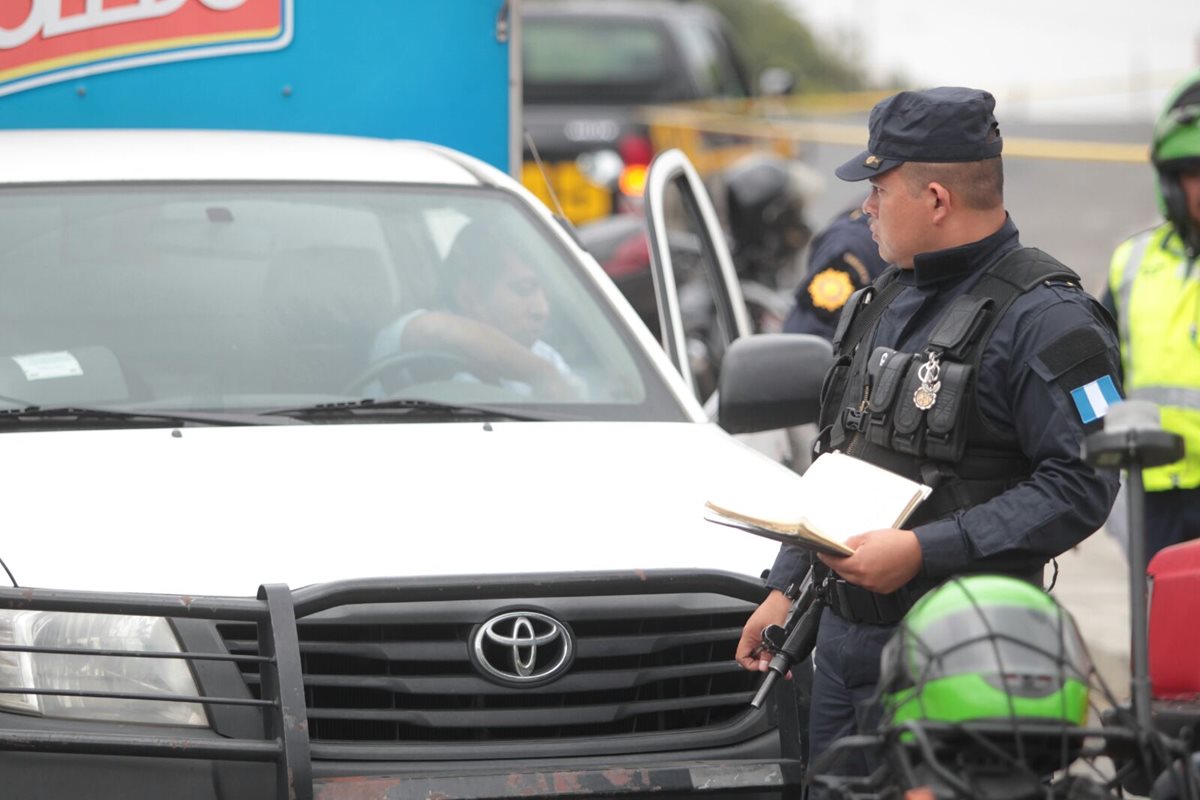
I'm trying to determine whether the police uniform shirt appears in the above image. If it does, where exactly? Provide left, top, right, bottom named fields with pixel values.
left=769, top=216, right=1122, bottom=589
left=783, top=207, right=888, bottom=340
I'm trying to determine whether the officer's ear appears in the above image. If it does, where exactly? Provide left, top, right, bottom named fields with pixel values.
left=927, top=181, right=952, bottom=222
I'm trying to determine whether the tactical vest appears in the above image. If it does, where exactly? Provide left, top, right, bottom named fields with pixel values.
left=1108, top=222, right=1200, bottom=491
left=818, top=248, right=1083, bottom=528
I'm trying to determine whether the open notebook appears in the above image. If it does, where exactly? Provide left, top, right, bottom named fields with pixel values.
left=704, top=451, right=932, bottom=557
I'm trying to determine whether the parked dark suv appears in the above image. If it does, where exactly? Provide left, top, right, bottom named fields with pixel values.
left=520, top=0, right=791, bottom=227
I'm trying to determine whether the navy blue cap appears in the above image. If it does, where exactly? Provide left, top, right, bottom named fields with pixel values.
left=835, top=87, right=1003, bottom=182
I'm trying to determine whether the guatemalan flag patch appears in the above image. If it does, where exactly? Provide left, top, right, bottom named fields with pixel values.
left=1070, top=375, right=1121, bottom=424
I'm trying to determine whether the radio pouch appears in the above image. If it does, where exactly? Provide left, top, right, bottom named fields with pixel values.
left=866, top=350, right=913, bottom=448
left=924, top=361, right=973, bottom=461
left=890, top=358, right=929, bottom=456
left=927, top=295, right=993, bottom=360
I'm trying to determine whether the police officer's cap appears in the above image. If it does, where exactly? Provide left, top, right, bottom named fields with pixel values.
left=835, top=87, right=1003, bottom=182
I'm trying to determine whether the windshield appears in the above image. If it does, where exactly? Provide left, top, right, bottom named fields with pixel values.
left=0, top=182, right=686, bottom=424
left=523, top=14, right=749, bottom=106
left=523, top=17, right=690, bottom=105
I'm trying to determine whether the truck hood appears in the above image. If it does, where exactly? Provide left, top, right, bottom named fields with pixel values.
left=2, top=421, right=801, bottom=596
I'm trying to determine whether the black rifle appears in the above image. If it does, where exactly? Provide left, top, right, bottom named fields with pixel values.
left=750, top=564, right=827, bottom=708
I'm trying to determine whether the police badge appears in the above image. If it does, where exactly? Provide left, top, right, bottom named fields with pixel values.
left=913, top=351, right=941, bottom=410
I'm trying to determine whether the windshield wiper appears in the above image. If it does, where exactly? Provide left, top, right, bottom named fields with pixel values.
left=265, top=397, right=549, bottom=422
left=0, top=405, right=304, bottom=427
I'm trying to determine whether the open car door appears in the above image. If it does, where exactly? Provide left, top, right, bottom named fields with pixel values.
left=643, top=148, right=751, bottom=403
left=644, top=149, right=802, bottom=468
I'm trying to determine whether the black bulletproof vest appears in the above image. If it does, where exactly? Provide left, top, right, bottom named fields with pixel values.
left=817, top=248, right=1081, bottom=526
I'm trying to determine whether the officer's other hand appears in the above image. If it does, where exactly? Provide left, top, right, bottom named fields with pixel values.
left=817, top=529, right=922, bottom=595
left=735, top=589, right=791, bottom=672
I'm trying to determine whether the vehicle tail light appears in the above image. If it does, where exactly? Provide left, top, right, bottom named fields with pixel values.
left=617, top=134, right=654, bottom=198
left=618, top=134, right=654, bottom=166
left=618, top=164, right=648, bottom=198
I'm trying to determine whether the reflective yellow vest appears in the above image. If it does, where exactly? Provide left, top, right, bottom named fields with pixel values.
left=1108, top=222, right=1200, bottom=491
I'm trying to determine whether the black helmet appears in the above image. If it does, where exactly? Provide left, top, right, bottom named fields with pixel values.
left=723, top=154, right=811, bottom=283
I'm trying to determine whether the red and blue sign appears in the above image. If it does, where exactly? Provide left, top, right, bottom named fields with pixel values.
left=0, top=1, right=513, bottom=172
left=0, top=0, right=291, bottom=97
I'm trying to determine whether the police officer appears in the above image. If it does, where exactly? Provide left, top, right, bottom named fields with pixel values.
left=783, top=203, right=888, bottom=340
left=1103, top=69, right=1200, bottom=564
left=735, top=87, right=1122, bottom=784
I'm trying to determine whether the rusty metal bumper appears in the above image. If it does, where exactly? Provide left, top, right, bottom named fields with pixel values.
left=313, top=759, right=806, bottom=799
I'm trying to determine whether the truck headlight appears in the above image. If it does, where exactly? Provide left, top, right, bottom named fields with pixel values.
left=0, top=610, right=207, bottom=727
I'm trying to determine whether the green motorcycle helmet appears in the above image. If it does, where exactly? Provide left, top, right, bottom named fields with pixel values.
left=1152, top=69, right=1200, bottom=253
left=880, top=575, right=1092, bottom=731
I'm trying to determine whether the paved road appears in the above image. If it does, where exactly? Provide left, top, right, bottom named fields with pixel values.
left=794, top=118, right=1149, bottom=702
left=1056, top=526, right=1132, bottom=707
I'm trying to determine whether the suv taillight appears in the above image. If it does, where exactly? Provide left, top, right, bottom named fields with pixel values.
left=618, top=134, right=654, bottom=197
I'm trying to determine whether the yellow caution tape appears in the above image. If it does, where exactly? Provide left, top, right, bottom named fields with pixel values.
left=640, top=103, right=1150, bottom=165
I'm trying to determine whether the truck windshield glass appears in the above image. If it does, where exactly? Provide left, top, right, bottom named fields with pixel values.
left=523, top=18, right=688, bottom=104
left=0, top=183, right=682, bottom=421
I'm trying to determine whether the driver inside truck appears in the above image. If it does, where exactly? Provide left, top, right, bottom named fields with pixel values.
left=365, top=222, right=582, bottom=399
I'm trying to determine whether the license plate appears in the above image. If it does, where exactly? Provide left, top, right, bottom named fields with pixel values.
left=521, top=161, right=612, bottom=226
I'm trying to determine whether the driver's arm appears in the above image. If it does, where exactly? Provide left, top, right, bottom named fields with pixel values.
left=403, top=310, right=578, bottom=399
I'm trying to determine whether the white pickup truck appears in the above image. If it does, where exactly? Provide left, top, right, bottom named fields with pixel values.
left=0, top=128, right=832, bottom=799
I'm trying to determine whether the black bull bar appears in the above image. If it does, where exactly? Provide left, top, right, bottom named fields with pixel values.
left=0, top=570, right=803, bottom=799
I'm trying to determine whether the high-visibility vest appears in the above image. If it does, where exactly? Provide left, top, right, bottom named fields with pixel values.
left=1108, top=222, right=1200, bottom=491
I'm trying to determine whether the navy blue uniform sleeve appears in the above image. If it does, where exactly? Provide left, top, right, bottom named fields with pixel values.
left=766, top=544, right=808, bottom=591
left=784, top=209, right=886, bottom=340
left=914, top=284, right=1123, bottom=576
left=783, top=303, right=839, bottom=338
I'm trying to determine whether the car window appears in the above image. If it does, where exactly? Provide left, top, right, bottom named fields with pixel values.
left=522, top=16, right=690, bottom=105
left=0, top=183, right=688, bottom=422
left=674, top=20, right=749, bottom=99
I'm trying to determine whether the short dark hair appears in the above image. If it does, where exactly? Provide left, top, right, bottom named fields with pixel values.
left=441, top=223, right=507, bottom=308
left=900, top=157, right=1004, bottom=210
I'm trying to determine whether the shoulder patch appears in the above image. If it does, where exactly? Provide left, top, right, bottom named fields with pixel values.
left=1070, top=375, right=1121, bottom=424
left=1036, top=327, right=1107, bottom=377
left=1036, top=327, right=1122, bottom=426
left=807, top=266, right=856, bottom=312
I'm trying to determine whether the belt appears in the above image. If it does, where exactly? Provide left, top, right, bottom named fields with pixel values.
left=823, top=579, right=925, bottom=626
left=824, top=566, right=1045, bottom=626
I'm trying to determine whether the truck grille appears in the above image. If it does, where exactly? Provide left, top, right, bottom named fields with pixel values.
left=216, top=590, right=761, bottom=744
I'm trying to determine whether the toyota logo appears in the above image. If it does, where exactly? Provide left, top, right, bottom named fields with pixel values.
left=471, top=610, right=574, bottom=686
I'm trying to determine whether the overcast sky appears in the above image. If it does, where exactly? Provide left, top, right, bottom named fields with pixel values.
left=782, top=0, right=1200, bottom=121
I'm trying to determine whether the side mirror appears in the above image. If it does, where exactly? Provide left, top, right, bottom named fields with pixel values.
left=757, top=67, right=795, bottom=97
left=717, top=333, right=832, bottom=434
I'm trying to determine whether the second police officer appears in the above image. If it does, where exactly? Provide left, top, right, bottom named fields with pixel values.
left=783, top=202, right=888, bottom=341
left=735, top=87, right=1123, bottom=784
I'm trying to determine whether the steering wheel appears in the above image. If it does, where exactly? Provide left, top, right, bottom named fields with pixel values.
left=343, top=350, right=477, bottom=396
